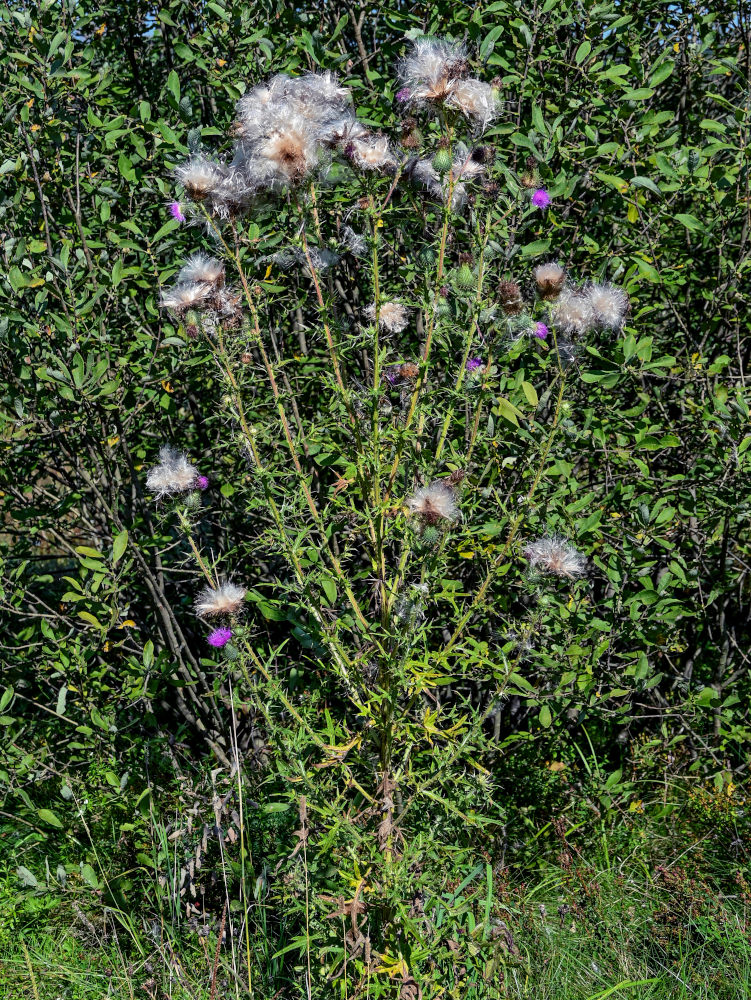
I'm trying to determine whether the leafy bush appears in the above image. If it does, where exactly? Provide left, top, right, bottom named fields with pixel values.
left=1, top=1, right=749, bottom=995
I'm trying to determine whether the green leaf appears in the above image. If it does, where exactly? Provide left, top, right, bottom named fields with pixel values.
left=166, top=70, right=180, bottom=102
left=575, top=39, right=591, bottom=64
left=112, top=529, right=128, bottom=565
left=521, top=381, right=538, bottom=407
left=675, top=213, right=703, bottom=232
left=539, top=705, right=552, bottom=729
left=80, top=863, right=101, bottom=888
left=38, top=808, right=64, bottom=829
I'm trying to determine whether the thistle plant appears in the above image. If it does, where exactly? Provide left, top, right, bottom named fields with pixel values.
left=147, top=34, right=631, bottom=991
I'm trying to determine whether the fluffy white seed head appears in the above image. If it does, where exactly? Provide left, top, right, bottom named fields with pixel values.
left=194, top=581, right=247, bottom=617
left=177, top=253, right=225, bottom=288
left=405, top=157, right=468, bottom=212
left=347, top=132, right=398, bottom=172
left=407, top=482, right=459, bottom=525
left=446, top=78, right=498, bottom=130
left=524, top=536, right=587, bottom=578
left=551, top=290, right=596, bottom=336
left=587, top=282, right=629, bottom=329
left=255, top=115, right=320, bottom=185
left=174, top=155, right=228, bottom=201
left=533, top=262, right=566, bottom=299
left=398, top=37, right=468, bottom=106
left=146, top=445, right=200, bottom=498
left=365, top=301, right=409, bottom=333
left=159, top=281, right=212, bottom=314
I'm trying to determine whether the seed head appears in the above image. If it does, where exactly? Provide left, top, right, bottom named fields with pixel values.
left=407, top=481, right=459, bottom=525
left=397, top=37, right=469, bottom=107
left=587, top=282, right=629, bottom=329
left=175, top=155, right=228, bottom=201
left=159, top=281, right=213, bottom=315
left=177, top=253, right=225, bottom=288
left=533, top=262, right=566, bottom=300
left=524, top=536, right=587, bottom=578
left=551, top=290, right=595, bottom=337
left=446, top=78, right=498, bottom=130
left=146, top=445, right=201, bottom=499
left=347, top=132, right=398, bottom=173
left=498, top=279, right=524, bottom=315
left=365, top=301, right=409, bottom=333
left=194, top=581, right=247, bottom=618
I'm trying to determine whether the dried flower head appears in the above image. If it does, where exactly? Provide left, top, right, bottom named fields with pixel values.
left=498, top=279, right=524, bottom=315
left=551, top=290, right=596, bottom=337
left=146, top=445, right=201, bottom=499
left=175, top=155, right=228, bottom=201
left=587, top=282, right=629, bottom=329
left=524, top=536, right=587, bottom=578
left=407, top=481, right=459, bottom=525
left=404, top=156, right=469, bottom=212
left=533, top=262, right=566, bottom=300
left=365, top=301, right=409, bottom=333
left=159, top=281, right=213, bottom=315
left=256, top=116, right=320, bottom=185
left=177, top=253, right=225, bottom=288
left=346, top=132, right=398, bottom=173
left=446, top=78, right=498, bottom=130
left=398, top=37, right=469, bottom=107
left=342, top=225, right=368, bottom=257
left=194, top=581, right=247, bottom=618
left=208, top=627, right=233, bottom=648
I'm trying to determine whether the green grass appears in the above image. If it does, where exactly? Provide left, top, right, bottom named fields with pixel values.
left=3, top=837, right=750, bottom=1000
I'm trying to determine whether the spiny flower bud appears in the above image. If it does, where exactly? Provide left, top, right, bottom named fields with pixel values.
left=432, top=146, right=453, bottom=174
left=497, top=279, right=524, bottom=315
left=455, top=263, right=476, bottom=290
left=418, top=247, right=437, bottom=270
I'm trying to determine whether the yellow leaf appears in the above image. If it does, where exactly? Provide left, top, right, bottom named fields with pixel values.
left=216, top=58, right=227, bottom=67
left=161, top=380, right=174, bottom=393
left=627, top=202, right=639, bottom=224
left=107, top=435, right=120, bottom=447
left=119, top=620, right=136, bottom=629
left=30, top=124, right=40, bottom=133
left=264, top=264, right=273, bottom=279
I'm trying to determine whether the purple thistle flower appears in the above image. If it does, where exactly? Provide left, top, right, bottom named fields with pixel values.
left=533, top=322, right=548, bottom=340
left=383, top=366, right=402, bottom=386
left=208, top=627, right=233, bottom=648
left=466, top=357, right=484, bottom=372
left=531, top=188, right=551, bottom=209
left=169, top=200, right=186, bottom=222
left=396, top=87, right=411, bottom=103
left=196, top=475, right=209, bottom=490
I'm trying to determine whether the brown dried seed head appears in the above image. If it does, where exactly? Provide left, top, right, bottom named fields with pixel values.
left=240, top=352, right=252, bottom=364
left=399, top=362, right=420, bottom=380
left=498, top=279, right=524, bottom=315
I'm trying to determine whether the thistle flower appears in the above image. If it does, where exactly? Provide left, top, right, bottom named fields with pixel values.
left=208, top=627, right=233, bottom=648
left=169, top=201, right=186, bottom=222
left=146, top=445, right=201, bottom=499
left=523, top=536, right=587, bottom=578
left=396, top=87, right=411, bottom=103
left=551, top=290, right=596, bottom=336
left=587, top=282, right=629, bottom=329
left=446, top=78, right=498, bottom=130
left=407, top=481, right=459, bottom=525
left=194, top=581, right=247, bottom=618
left=365, top=301, right=409, bottom=333
left=177, top=253, right=225, bottom=288
left=498, top=279, right=524, bottom=316
left=174, top=155, right=228, bottom=201
left=533, top=321, right=549, bottom=340
left=466, top=357, right=484, bottom=372
left=531, top=188, right=551, bottom=209
left=196, top=475, right=209, bottom=490
left=533, top=262, right=566, bottom=300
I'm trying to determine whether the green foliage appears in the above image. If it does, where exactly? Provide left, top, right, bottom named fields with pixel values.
left=1, top=0, right=750, bottom=995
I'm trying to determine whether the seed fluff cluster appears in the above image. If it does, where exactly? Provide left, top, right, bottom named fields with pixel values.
left=523, top=536, right=587, bottom=578
left=146, top=445, right=207, bottom=499
left=194, top=581, right=247, bottom=618
left=407, top=481, right=460, bottom=526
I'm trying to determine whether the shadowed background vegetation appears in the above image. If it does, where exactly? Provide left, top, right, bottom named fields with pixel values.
left=1, top=0, right=750, bottom=996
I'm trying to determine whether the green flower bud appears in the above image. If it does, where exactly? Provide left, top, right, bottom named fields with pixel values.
left=455, top=264, right=476, bottom=291
left=432, top=147, right=453, bottom=174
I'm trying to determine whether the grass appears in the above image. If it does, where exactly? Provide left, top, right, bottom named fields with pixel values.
left=2, top=832, right=750, bottom=1000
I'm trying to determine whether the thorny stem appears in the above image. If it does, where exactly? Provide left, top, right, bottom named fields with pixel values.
left=440, top=366, right=569, bottom=660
